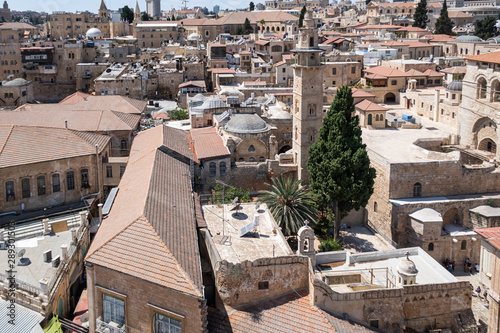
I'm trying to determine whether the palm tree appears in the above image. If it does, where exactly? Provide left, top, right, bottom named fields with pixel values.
left=260, top=174, right=317, bottom=236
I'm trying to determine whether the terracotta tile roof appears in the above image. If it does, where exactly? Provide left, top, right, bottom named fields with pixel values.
left=427, top=34, right=456, bottom=42
left=0, top=22, right=37, bottom=30
left=208, top=68, right=236, bottom=74
left=322, top=37, right=347, bottom=45
left=378, top=2, right=414, bottom=8
left=0, top=108, right=140, bottom=132
left=423, top=69, right=444, bottom=77
left=474, top=227, right=500, bottom=250
left=0, top=125, right=109, bottom=168
left=448, top=11, right=473, bottom=18
left=58, top=93, right=147, bottom=114
left=440, top=66, right=467, bottom=74
left=398, top=26, right=429, bottom=32
left=356, top=24, right=401, bottom=30
left=406, top=69, right=427, bottom=76
left=355, top=99, right=388, bottom=112
left=189, top=127, right=229, bottom=162
left=274, top=60, right=286, bottom=67
left=364, top=66, right=408, bottom=78
left=86, top=125, right=203, bottom=297
left=255, top=40, right=270, bottom=46
left=208, top=289, right=375, bottom=332
left=406, top=41, right=433, bottom=48
left=466, top=50, right=500, bottom=65
left=352, top=88, right=375, bottom=98
left=152, top=112, right=170, bottom=120
left=240, top=51, right=252, bottom=55
left=179, top=80, right=207, bottom=89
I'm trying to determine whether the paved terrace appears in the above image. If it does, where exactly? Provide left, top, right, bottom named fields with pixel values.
left=362, top=107, right=459, bottom=163
left=202, top=203, right=293, bottom=263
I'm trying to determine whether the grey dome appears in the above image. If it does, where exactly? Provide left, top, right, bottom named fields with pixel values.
left=201, top=97, right=227, bottom=109
left=455, top=35, right=483, bottom=43
left=191, top=94, right=206, bottom=102
left=225, top=114, right=270, bottom=134
left=397, top=256, right=418, bottom=276
left=446, top=81, right=463, bottom=92
left=3, top=78, right=29, bottom=87
left=489, top=37, right=500, bottom=44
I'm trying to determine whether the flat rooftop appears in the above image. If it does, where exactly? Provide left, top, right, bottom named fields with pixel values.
left=363, top=108, right=459, bottom=163
left=202, top=203, right=292, bottom=263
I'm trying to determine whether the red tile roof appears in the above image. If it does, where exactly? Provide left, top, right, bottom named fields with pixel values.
left=208, top=68, right=236, bottom=74
left=352, top=88, right=376, bottom=98
left=364, top=66, right=408, bottom=78
left=466, top=50, right=500, bottom=65
left=427, top=34, right=456, bottom=42
left=255, top=40, right=270, bottom=46
left=179, top=80, right=206, bottom=89
left=475, top=227, right=500, bottom=250
left=398, top=26, right=429, bottom=32
left=381, top=41, right=410, bottom=47
left=189, top=127, right=229, bottom=162
left=356, top=24, right=401, bottom=30
left=0, top=125, right=109, bottom=168
left=440, top=66, right=467, bottom=74
left=406, top=41, right=434, bottom=48
left=355, top=99, right=388, bottom=112
left=423, top=69, right=444, bottom=77
left=58, top=93, right=147, bottom=114
left=208, top=289, right=374, bottom=332
left=448, top=11, right=473, bottom=18
left=406, top=69, right=427, bottom=76
left=86, top=125, right=203, bottom=297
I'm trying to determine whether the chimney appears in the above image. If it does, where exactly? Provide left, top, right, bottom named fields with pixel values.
left=39, top=278, right=49, bottom=296
left=434, top=89, right=440, bottom=122
left=79, top=211, right=87, bottom=226
left=98, top=203, right=103, bottom=222
left=61, top=244, right=68, bottom=261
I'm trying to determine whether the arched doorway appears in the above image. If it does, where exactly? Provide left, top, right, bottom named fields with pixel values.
left=479, top=138, right=497, bottom=154
left=368, top=114, right=373, bottom=125
left=384, top=92, right=396, bottom=103
left=443, top=208, right=461, bottom=225
left=278, top=145, right=292, bottom=154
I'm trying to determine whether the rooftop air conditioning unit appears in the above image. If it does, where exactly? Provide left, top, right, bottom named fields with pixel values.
left=43, top=250, right=52, bottom=262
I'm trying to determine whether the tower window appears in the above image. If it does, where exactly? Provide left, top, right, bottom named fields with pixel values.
left=413, top=183, right=422, bottom=197
left=309, top=37, right=314, bottom=47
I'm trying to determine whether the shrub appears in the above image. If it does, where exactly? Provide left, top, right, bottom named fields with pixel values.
left=319, top=238, right=343, bottom=252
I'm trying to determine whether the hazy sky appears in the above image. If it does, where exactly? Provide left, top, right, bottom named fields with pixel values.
left=10, top=0, right=247, bottom=14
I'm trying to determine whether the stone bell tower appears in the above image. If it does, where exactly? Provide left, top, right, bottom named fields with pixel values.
left=291, top=11, right=324, bottom=184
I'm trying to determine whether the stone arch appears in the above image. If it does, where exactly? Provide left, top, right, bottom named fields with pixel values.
left=297, top=224, right=315, bottom=255
left=491, top=78, right=500, bottom=102
left=442, top=207, right=461, bottom=225
left=472, top=117, right=497, bottom=150
left=477, top=76, right=487, bottom=99
left=479, top=138, right=497, bottom=154
left=235, top=138, right=268, bottom=161
left=384, top=92, right=396, bottom=103
left=278, top=145, right=292, bottom=154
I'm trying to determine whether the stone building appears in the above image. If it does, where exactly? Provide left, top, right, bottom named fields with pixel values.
left=459, top=50, right=500, bottom=155
left=323, top=60, right=363, bottom=88
left=291, top=12, right=324, bottom=183
left=85, top=125, right=207, bottom=333
left=0, top=1, right=10, bottom=21
left=0, top=77, right=34, bottom=107
left=0, top=43, right=21, bottom=80
left=0, top=125, right=110, bottom=214
left=355, top=99, right=388, bottom=128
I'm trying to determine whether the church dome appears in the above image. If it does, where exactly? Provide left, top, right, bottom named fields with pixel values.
left=225, top=114, right=270, bottom=134
left=397, top=254, right=418, bottom=276
left=446, top=81, right=463, bottom=92
left=201, top=97, right=227, bottom=109
left=455, top=35, right=483, bottom=43
left=86, top=28, right=102, bottom=38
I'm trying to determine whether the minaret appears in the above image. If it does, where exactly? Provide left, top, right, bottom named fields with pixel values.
left=291, top=11, right=324, bottom=184
left=98, top=0, right=108, bottom=21
left=134, top=1, right=141, bottom=21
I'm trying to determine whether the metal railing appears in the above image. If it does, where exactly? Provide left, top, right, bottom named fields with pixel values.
left=0, top=272, right=42, bottom=296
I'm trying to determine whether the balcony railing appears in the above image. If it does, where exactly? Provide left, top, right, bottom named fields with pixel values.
left=96, top=317, right=125, bottom=333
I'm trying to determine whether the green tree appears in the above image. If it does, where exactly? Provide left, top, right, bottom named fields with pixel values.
left=141, top=12, right=151, bottom=21
left=307, top=86, right=376, bottom=239
left=299, top=5, right=307, bottom=28
left=249, top=1, right=255, bottom=11
left=435, top=0, right=453, bottom=35
left=260, top=174, right=317, bottom=236
left=413, top=0, right=429, bottom=29
left=236, top=26, right=244, bottom=35
left=319, top=238, right=343, bottom=252
left=475, top=16, right=498, bottom=40
left=244, top=18, right=253, bottom=34
left=168, top=108, right=188, bottom=120
left=213, top=182, right=251, bottom=204
left=120, top=5, right=134, bottom=23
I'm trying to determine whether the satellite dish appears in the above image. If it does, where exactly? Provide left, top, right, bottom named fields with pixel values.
left=232, top=197, right=239, bottom=205
left=255, top=201, right=261, bottom=210
left=17, top=249, right=26, bottom=258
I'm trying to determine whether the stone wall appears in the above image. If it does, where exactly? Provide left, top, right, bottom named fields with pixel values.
left=215, top=256, right=309, bottom=308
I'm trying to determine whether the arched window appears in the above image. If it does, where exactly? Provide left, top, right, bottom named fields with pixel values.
left=238, top=158, right=244, bottom=162
left=249, top=157, right=256, bottom=162
left=374, top=202, right=378, bottom=212
left=5, top=181, right=14, bottom=201
left=477, top=77, right=487, bottom=99
left=271, top=45, right=282, bottom=52
left=375, top=114, right=380, bottom=121
left=461, top=240, right=467, bottom=250
left=248, top=145, right=255, bottom=152
left=37, top=176, right=46, bottom=196
left=67, top=171, right=75, bottom=190
left=309, top=37, right=314, bottom=47
left=491, top=80, right=500, bottom=102
left=81, top=169, right=89, bottom=187
left=428, top=243, right=434, bottom=251
left=52, top=174, right=61, bottom=193
left=380, top=114, right=384, bottom=121
left=209, top=162, right=216, bottom=177
left=413, top=182, right=422, bottom=197
left=219, top=162, right=226, bottom=176
left=22, top=178, right=30, bottom=198
left=259, top=156, right=265, bottom=162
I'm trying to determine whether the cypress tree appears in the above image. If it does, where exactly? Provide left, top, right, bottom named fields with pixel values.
left=299, top=5, right=307, bottom=28
left=413, top=0, right=429, bottom=29
left=435, top=1, right=453, bottom=35
left=307, top=86, right=376, bottom=239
